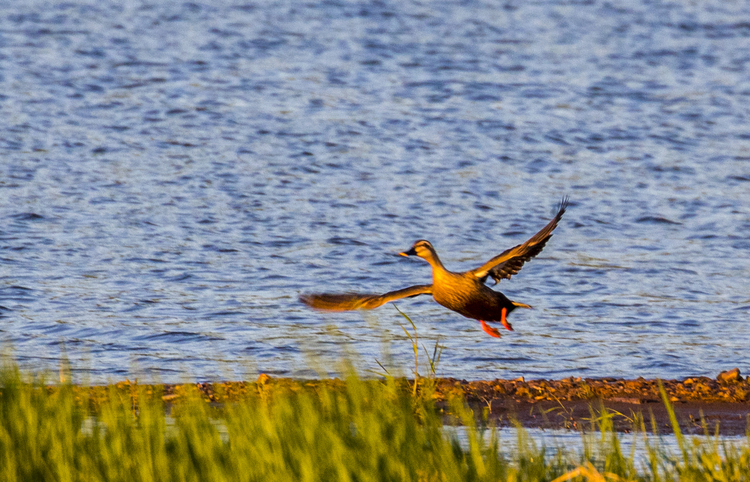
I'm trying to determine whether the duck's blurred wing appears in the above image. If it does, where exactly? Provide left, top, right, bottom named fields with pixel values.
left=471, top=197, right=568, bottom=284
left=300, top=284, right=433, bottom=311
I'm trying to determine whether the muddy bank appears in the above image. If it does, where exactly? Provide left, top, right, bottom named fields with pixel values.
left=477, top=398, right=749, bottom=436
left=79, top=368, right=750, bottom=436
left=437, top=369, right=750, bottom=435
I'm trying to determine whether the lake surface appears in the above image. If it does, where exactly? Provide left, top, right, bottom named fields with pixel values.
left=1, top=0, right=749, bottom=383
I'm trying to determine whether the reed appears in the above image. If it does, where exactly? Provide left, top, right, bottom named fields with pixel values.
left=1, top=359, right=749, bottom=481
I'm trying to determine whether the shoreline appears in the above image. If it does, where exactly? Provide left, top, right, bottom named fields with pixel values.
left=80, top=369, right=750, bottom=436
left=433, top=371, right=750, bottom=435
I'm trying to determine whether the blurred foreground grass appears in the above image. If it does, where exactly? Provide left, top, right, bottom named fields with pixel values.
left=1, top=360, right=750, bottom=482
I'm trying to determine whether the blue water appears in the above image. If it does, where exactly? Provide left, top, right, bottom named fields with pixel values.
left=1, top=0, right=749, bottom=383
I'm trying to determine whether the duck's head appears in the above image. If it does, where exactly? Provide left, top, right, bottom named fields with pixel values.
left=399, top=240, right=435, bottom=259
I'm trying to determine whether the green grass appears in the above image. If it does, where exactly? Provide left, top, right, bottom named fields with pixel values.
left=1, top=360, right=750, bottom=482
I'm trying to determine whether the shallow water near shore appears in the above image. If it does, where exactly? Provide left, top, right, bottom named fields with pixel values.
left=1, top=0, right=749, bottom=383
left=455, top=426, right=749, bottom=463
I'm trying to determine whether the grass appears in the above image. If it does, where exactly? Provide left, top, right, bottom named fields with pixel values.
left=392, top=304, right=443, bottom=400
left=2, top=358, right=750, bottom=482
left=0, top=360, right=501, bottom=482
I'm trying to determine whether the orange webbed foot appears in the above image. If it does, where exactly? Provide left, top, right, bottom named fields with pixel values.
left=480, top=320, right=502, bottom=338
left=500, top=307, right=513, bottom=331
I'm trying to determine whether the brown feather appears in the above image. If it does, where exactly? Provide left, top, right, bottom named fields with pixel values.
left=472, top=196, right=568, bottom=284
left=300, top=284, right=432, bottom=311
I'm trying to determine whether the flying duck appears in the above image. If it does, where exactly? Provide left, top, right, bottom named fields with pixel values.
left=300, top=198, right=568, bottom=338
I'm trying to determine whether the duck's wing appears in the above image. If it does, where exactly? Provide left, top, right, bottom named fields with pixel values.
left=471, top=197, right=568, bottom=284
left=299, top=284, right=433, bottom=311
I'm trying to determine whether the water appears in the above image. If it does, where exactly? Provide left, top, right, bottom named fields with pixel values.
left=451, top=426, right=749, bottom=464
left=1, top=0, right=749, bottom=383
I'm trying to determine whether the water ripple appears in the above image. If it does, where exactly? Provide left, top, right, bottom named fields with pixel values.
left=0, top=0, right=748, bottom=382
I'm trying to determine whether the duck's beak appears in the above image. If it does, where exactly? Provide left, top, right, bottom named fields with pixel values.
left=399, top=247, right=417, bottom=257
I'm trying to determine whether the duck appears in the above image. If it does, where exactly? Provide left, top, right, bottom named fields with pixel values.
left=300, top=198, right=568, bottom=338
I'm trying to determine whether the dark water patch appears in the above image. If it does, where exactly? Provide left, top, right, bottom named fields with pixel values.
left=632, top=359, right=690, bottom=372
left=521, top=367, right=593, bottom=378
left=251, top=367, right=291, bottom=376
left=670, top=267, right=698, bottom=276
left=121, top=257, right=167, bottom=264
left=258, top=343, right=300, bottom=355
left=40, top=323, right=72, bottom=335
left=132, top=364, right=188, bottom=375
left=476, top=119, right=515, bottom=131
left=208, top=311, right=240, bottom=317
left=0, top=286, right=35, bottom=304
left=674, top=21, right=750, bottom=39
left=6, top=285, right=32, bottom=291
left=647, top=164, right=696, bottom=175
left=465, top=355, right=534, bottom=363
left=9, top=212, right=44, bottom=221
left=135, top=331, right=224, bottom=343
left=635, top=216, right=682, bottom=225
left=678, top=319, right=700, bottom=328
left=687, top=232, right=719, bottom=240
left=327, top=236, right=367, bottom=246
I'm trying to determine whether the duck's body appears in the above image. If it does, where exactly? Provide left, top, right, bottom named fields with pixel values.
left=300, top=198, right=567, bottom=338
left=397, top=239, right=531, bottom=336
left=434, top=275, right=517, bottom=324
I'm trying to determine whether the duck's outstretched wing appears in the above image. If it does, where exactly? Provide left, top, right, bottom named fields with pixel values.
left=471, top=197, right=568, bottom=284
left=300, top=284, right=433, bottom=311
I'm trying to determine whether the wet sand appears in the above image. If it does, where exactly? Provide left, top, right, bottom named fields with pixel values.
left=481, top=398, right=750, bottom=436
left=433, top=371, right=750, bottom=435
